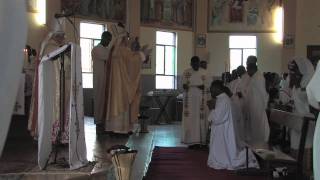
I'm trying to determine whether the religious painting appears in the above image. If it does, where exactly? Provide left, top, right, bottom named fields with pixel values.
left=307, top=45, right=320, bottom=68
left=61, top=0, right=126, bottom=22
left=141, top=0, right=194, bottom=31
left=196, top=34, right=206, bottom=48
left=208, top=0, right=280, bottom=32
left=283, top=34, right=295, bottom=48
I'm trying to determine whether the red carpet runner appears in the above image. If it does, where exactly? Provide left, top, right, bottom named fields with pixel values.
left=144, top=146, right=268, bottom=180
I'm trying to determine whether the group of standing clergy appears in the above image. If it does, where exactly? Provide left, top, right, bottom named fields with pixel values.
left=92, top=23, right=149, bottom=135
left=182, top=55, right=269, bottom=170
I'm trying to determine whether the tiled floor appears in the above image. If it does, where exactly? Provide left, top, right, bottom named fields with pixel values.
left=0, top=117, right=184, bottom=180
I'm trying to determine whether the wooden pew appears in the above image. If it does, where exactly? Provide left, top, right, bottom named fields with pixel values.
left=246, top=109, right=315, bottom=179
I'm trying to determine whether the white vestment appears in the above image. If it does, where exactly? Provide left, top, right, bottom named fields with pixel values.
left=182, top=68, right=209, bottom=145
left=38, top=44, right=88, bottom=170
left=207, top=93, right=259, bottom=170
left=289, top=57, right=315, bottom=150
left=0, top=1, right=27, bottom=157
left=245, top=71, right=270, bottom=144
left=306, top=63, right=320, bottom=180
left=92, top=44, right=110, bottom=124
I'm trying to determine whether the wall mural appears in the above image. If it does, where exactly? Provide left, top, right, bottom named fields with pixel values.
left=61, top=0, right=126, bottom=22
left=208, top=0, right=280, bottom=32
left=141, top=0, right=194, bottom=31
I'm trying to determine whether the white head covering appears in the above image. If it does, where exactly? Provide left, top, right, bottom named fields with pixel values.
left=289, top=57, right=315, bottom=88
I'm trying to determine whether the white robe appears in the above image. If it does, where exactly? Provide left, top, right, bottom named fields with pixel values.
left=290, top=88, right=315, bottom=150
left=245, top=71, right=270, bottom=144
left=182, top=68, right=209, bottom=145
left=92, top=44, right=110, bottom=124
left=0, top=0, right=27, bottom=157
left=207, top=93, right=259, bottom=170
left=306, top=63, right=320, bottom=180
left=229, top=78, right=241, bottom=94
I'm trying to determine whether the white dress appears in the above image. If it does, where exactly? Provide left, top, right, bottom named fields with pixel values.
left=207, top=93, right=259, bottom=170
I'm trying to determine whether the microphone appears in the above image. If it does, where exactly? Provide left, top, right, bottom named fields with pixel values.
left=54, top=12, right=74, bottom=18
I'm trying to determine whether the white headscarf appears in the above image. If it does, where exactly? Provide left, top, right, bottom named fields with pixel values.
left=289, top=57, right=315, bottom=88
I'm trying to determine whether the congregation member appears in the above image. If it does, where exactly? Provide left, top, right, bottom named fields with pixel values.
left=104, top=24, right=150, bottom=135
left=91, top=31, right=112, bottom=133
left=207, top=80, right=259, bottom=170
left=288, top=57, right=315, bottom=171
left=244, top=56, right=270, bottom=144
left=306, top=62, right=320, bottom=180
left=182, top=56, right=209, bottom=147
left=228, top=69, right=240, bottom=94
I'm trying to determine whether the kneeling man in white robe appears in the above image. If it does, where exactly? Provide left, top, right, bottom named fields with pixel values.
left=207, top=80, right=259, bottom=170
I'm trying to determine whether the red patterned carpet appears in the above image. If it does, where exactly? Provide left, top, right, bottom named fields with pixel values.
left=144, top=146, right=269, bottom=180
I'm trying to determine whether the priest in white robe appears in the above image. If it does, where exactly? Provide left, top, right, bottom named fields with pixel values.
left=182, top=56, right=209, bottom=146
left=207, top=80, right=259, bottom=170
left=245, top=56, right=270, bottom=144
left=306, top=62, right=320, bottom=180
left=91, top=31, right=112, bottom=128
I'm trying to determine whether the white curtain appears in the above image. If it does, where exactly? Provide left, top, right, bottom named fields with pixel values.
left=0, top=1, right=27, bottom=157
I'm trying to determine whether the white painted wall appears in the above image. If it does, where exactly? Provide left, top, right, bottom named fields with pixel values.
left=207, top=33, right=283, bottom=76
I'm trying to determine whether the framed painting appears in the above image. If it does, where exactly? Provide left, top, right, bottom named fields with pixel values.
left=196, top=34, right=206, bottom=48
left=141, top=0, right=194, bottom=31
left=307, top=45, right=320, bottom=68
left=61, top=0, right=126, bottom=23
left=208, top=0, right=280, bottom=32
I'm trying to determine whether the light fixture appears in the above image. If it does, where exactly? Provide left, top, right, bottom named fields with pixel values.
left=35, top=0, right=46, bottom=25
left=273, top=1, right=283, bottom=44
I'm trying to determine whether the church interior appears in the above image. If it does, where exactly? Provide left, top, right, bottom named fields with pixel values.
left=1, top=0, right=320, bottom=179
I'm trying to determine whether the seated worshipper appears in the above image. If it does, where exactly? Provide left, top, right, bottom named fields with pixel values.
left=245, top=56, right=270, bottom=144
left=182, top=56, right=209, bottom=148
left=306, top=62, right=320, bottom=180
left=207, top=80, right=259, bottom=170
left=91, top=31, right=112, bottom=133
left=288, top=57, right=315, bottom=171
left=104, top=25, right=151, bottom=135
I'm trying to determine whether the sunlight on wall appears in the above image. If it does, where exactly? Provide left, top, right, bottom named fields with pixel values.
left=273, top=6, right=283, bottom=44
